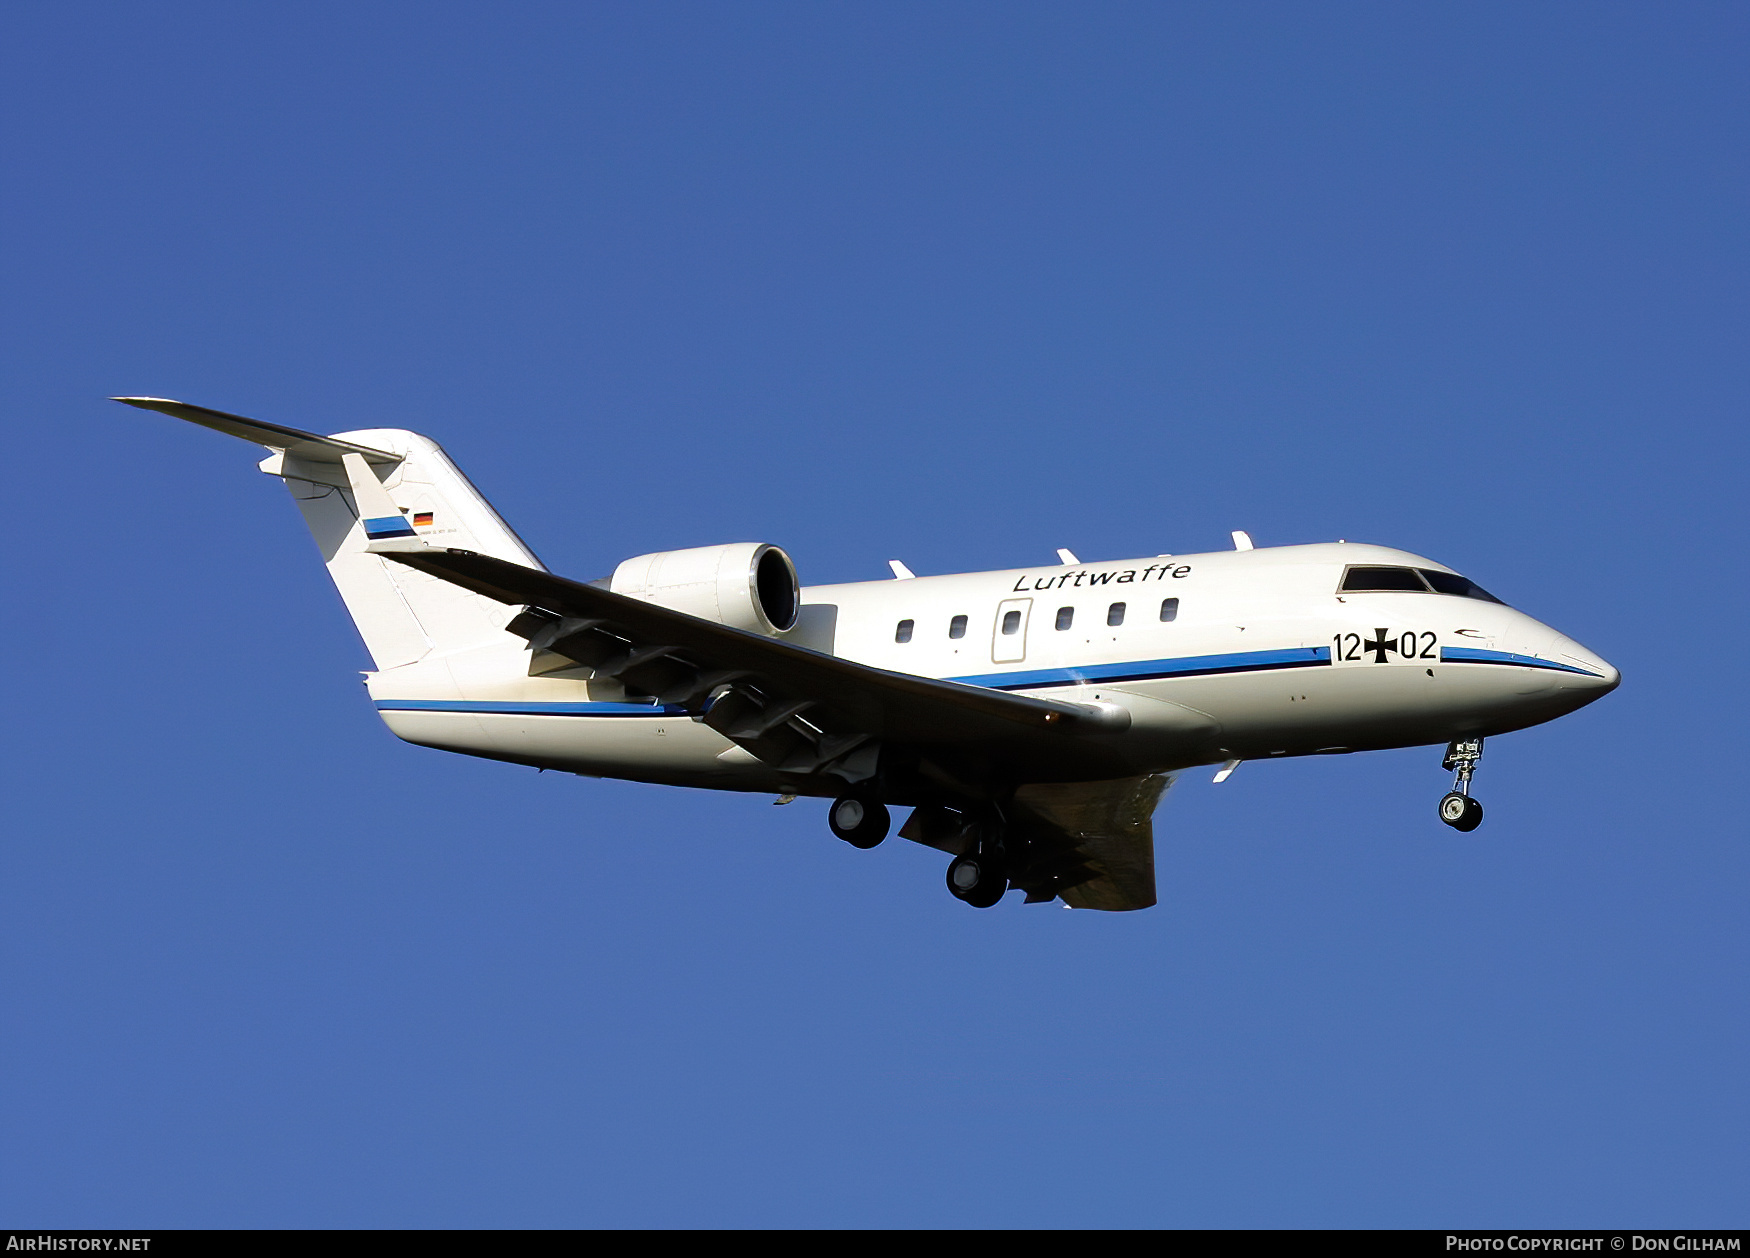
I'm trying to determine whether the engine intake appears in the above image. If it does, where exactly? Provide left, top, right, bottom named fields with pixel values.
left=610, top=542, right=799, bottom=635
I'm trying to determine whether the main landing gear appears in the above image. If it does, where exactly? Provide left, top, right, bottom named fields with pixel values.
left=946, top=847, right=1008, bottom=908
left=944, top=820, right=1009, bottom=908
left=1438, top=738, right=1485, bottom=832
left=828, top=797, right=1011, bottom=908
left=828, top=796, right=890, bottom=849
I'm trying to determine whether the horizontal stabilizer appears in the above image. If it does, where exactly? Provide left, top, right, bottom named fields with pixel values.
left=112, top=397, right=400, bottom=465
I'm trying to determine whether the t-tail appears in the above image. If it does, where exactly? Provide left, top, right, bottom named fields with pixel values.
left=114, top=397, right=542, bottom=671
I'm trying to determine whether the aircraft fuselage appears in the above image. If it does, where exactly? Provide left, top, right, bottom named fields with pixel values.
left=370, top=540, right=1618, bottom=795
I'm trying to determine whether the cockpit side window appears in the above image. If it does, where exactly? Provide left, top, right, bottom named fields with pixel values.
left=1418, top=569, right=1505, bottom=604
left=1340, top=565, right=1428, bottom=593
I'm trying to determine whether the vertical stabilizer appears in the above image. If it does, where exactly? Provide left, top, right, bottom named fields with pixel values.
left=116, top=397, right=544, bottom=672
left=263, top=430, right=545, bottom=670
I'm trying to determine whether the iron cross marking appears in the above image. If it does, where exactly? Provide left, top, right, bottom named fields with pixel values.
left=1362, top=628, right=1398, bottom=664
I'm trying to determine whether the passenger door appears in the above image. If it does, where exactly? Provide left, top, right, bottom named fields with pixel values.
left=992, top=598, right=1032, bottom=664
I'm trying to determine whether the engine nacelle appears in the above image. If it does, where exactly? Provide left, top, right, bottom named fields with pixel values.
left=610, top=542, right=800, bottom=635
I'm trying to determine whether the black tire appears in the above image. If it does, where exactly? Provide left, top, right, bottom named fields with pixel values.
left=946, top=852, right=1007, bottom=908
left=829, top=797, right=890, bottom=849
left=1439, top=792, right=1484, bottom=832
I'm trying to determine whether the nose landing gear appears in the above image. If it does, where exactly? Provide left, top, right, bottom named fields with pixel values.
left=1439, top=791, right=1483, bottom=830
left=1438, top=738, right=1485, bottom=831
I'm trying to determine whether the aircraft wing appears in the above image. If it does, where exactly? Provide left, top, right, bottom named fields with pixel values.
left=376, top=545, right=1139, bottom=788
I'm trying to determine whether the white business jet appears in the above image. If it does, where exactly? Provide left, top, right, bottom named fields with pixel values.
left=118, top=397, right=1619, bottom=911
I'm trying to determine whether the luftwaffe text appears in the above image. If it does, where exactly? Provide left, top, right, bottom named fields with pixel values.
left=1012, top=563, right=1191, bottom=592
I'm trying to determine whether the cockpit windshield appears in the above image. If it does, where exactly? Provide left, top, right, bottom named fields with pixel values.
left=1416, top=569, right=1503, bottom=602
left=1339, top=565, right=1505, bottom=604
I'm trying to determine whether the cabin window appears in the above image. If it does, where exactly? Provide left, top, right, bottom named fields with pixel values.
left=1107, top=602, right=1126, bottom=626
left=1159, top=597, right=1179, bottom=622
left=895, top=619, right=914, bottom=643
left=1055, top=606, right=1074, bottom=631
left=1001, top=610, right=1022, bottom=635
left=949, top=614, right=968, bottom=639
left=1418, top=569, right=1506, bottom=604
left=1340, top=565, right=1428, bottom=593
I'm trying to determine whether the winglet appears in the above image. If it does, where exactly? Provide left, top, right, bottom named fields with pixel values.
left=1212, top=758, right=1242, bottom=783
left=1231, top=531, right=1254, bottom=551
left=340, top=451, right=423, bottom=547
left=888, top=560, right=916, bottom=580
left=113, top=397, right=400, bottom=465
left=1056, top=548, right=1080, bottom=565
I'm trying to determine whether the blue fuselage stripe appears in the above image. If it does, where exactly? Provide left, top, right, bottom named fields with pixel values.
left=948, top=645, right=1332, bottom=691
left=374, top=699, right=685, bottom=716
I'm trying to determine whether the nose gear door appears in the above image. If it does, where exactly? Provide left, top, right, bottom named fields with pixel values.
left=992, top=598, right=1032, bottom=664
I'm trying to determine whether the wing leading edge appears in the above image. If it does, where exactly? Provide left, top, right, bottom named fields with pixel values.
left=113, top=397, right=401, bottom=465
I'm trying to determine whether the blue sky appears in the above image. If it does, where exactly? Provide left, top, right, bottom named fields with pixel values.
left=3, top=1, right=1745, bottom=1227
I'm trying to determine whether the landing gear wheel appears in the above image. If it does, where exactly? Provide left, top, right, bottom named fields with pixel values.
left=1439, top=739, right=1486, bottom=831
left=829, top=797, right=890, bottom=849
left=946, top=852, right=1008, bottom=908
left=1439, top=791, right=1484, bottom=832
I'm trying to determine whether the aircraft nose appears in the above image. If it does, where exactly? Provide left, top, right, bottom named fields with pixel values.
left=1550, top=636, right=1620, bottom=700
left=1570, top=658, right=1620, bottom=696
